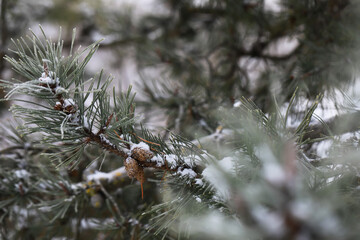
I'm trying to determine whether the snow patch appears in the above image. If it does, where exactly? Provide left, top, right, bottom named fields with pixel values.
left=150, top=155, right=165, bottom=167
left=83, top=116, right=90, bottom=130
left=131, top=141, right=150, bottom=151
left=184, top=156, right=195, bottom=168
left=165, top=154, right=178, bottom=169
left=38, top=76, right=55, bottom=84
left=63, top=98, right=75, bottom=108
left=290, top=199, right=313, bottom=221
left=195, top=178, right=203, bottom=186
left=252, top=206, right=285, bottom=237
left=262, top=162, right=286, bottom=186
left=55, top=86, right=67, bottom=95
left=218, top=157, right=234, bottom=172
left=202, top=156, right=236, bottom=200
left=177, top=168, right=197, bottom=179
left=315, top=140, right=333, bottom=158
left=99, top=134, right=115, bottom=148
left=86, top=167, right=127, bottom=183
left=128, top=218, right=139, bottom=226
left=233, top=100, right=241, bottom=107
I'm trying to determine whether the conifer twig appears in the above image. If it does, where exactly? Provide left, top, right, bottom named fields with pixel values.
left=99, top=182, right=123, bottom=223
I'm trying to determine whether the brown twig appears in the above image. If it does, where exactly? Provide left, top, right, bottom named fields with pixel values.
left=105, top=113, right=114, bottom=128
left=18, top=183, right=24, bottom=196
left=99, top=182, right=123, bottom=224
left=113, top=130, right=124, bottom=141
left=87, top=131, right=128, bottom=159
left=131, top=132, right=161, bottom=147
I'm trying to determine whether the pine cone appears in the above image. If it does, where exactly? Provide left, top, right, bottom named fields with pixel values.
left=131, top=147, right=153, bottom=162
left=64, top=104, right=77, bottom=114
left=135, top=167, right=145, bottom=184
left=124, top=157, right=146, bottom=199
left=124, top=157, right=142, bottom=178
left=54, top=102, right=63, bottom=111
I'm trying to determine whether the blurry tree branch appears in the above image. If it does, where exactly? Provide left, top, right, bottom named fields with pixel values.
left=0, top=0, right=8, bottom=74
left=195, top=111, right=360, bottom=151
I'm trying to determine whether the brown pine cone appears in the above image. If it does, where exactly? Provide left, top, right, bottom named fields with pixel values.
left=124, top=157, right=146, bottom=199
left=135, top=167, right=145, bottom=184
left=131, top=147, right=154, bottom=162
left=135, top=165, right=145, bottom=199
left=54, top=102, right=63, bottom=111
left=124, top=157, right=142, bottom=178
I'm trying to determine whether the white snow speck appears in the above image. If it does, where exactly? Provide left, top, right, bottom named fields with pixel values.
left=88, top=171, right=109, bottom=181
left=99, top=134, right=115, bottom=148
left=71, top=183, right=84, bottom=191
left=63, top=98, right=75, bottom=108
left=315, top=140, right=333, bottom=158
left=202, top=156, right=236, bottom=200
left=128, top=218, right=140, bottom=226
left=166, top=154, right=178, bottom=169
left=64, top=196, right=75, bottom=202
left=150, top=155, right=165, bottom=167
left=83, top=116, right=90, bottom=130
left=55, top=86, right=67, bottom=95
left=254, top=144, right=287, bottom=186
left=290, top=199, right=313, bottom=221
left=184, top=156, right=195, bottom=168
left=42, top=59, right=52, bottom=63
left=38, top=75, right=56, bottom=85
left=86, top=167, right=126, bottom=183
left=119, top=145, right=131, bottom=155
left=233, top=100, right=241, bottom=107
left=195, top=178, right=203, bottom=186
left=262, top=162, right=286, bottom=186
left=177, top=168, right=197, bottom=178
left=14, top=170, right=30, bottom=179
left=218, top=157, right=234, bottom=172
left=252, top=206, right=285, bottom=236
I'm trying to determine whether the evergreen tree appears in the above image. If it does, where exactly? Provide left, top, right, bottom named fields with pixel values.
left=1, top=1, right=360, bottom=240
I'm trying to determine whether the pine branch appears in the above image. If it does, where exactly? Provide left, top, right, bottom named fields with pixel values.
left=0, top=28, right=204, bottom=202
